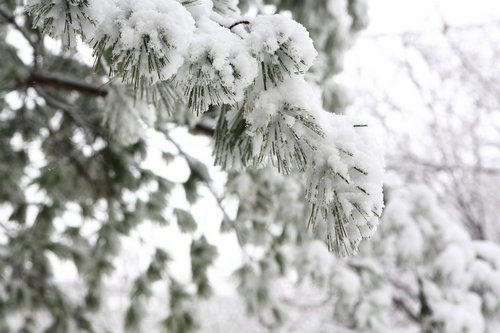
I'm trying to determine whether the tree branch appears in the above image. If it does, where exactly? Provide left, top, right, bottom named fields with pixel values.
left=27, top=72, right=217, bottom=136
left=28, top=72, right=108, bottom=97
left=192, top=122, right=215, bottom=136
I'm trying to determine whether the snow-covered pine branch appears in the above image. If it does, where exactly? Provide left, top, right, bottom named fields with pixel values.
left=25, top=0, right=384, bottom=254
left=27, top=0, right=95, bottom=48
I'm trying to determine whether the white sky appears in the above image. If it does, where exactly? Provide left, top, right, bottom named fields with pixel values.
left=367, top=0, right=500, bottom=34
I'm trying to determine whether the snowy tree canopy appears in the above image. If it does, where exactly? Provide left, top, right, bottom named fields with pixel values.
left=2, top=0, right=500, bottom=332
left=0, top=0, right=385, bottom=331
left=21, top=0, right=384, bottom=255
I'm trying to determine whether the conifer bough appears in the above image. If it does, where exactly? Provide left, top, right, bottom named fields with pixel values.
left=25, top=0, right=384, bottom=255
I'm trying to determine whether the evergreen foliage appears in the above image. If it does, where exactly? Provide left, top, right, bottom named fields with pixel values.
left=0, top=0, right=383, bottom=331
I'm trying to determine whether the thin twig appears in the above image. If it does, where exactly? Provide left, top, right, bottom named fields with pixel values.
left=0, top=6, right=38, bottom=50
left=363, top=20, right=500, bottom=39
left=228, top=20, right=250, bottom=30
left=393, top=296, right=419, bottom=322
left=33, top=86, right=100, bottom=133
left=164, top=132, right=252, bottom=260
